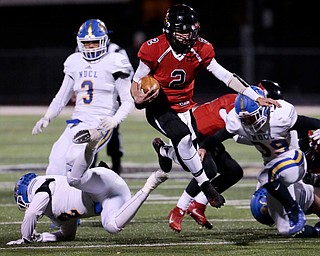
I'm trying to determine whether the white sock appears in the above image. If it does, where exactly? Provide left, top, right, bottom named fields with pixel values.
left=69, top=147, right=94, bottom=180
left=194, top=192, right=208, bottom=205
left=195, top=171, right=209, bottom=186
left=176, top=190, right=193, bottom=211
left=114, top=189, right=148, bottom=229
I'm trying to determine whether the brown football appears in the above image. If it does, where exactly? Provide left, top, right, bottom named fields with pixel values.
left=138, top=76, right=160, bottom=93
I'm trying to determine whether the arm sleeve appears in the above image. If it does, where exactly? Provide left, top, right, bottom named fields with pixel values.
left=44, top=74, right=75, bottom=120
left=206, top=58, right=233, bottom=84
left=114, top=76, right=135, bottom=123
left=21, top=192, right=50, bottom=241
left=206, top=60, right=260, bottom=100
left=132, top=60, right=151, bottom=83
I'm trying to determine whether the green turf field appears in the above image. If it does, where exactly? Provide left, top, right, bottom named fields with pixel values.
left=1, top=171, right=320, bottom=255
left=0, top=113, right=262, bottom=167
left=1, top=111, right=320, bottom=255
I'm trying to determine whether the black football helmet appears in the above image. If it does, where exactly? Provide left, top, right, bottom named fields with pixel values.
left=257, top=80, right=284, bottom=100
left=163, top=4, right=200, bottom=54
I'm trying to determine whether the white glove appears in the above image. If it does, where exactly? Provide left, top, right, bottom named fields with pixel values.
left=31, top=232, right=58, bottom=243
left=99, top=116, right=118, bottom=131
left=6, top=237, right=30, bottom=245
left=32, top=117, right=50, bottom=135
left=310, top=129, right=320, bottom=142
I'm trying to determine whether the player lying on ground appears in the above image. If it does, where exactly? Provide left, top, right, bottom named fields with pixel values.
left=251, top=131, right=320, bottom=237
left=251, top=181, right=320, bottom=237
left=7, top=128, right=168, bottom=245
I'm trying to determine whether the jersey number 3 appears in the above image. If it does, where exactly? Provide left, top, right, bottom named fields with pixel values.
left=81, top=80, right=93, bottom=104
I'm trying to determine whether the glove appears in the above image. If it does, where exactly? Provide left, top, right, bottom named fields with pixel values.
left=99, top=116, right=118, bottom=131
left=32, top=117, right=50, bottom=135
left=31, top=232, right=58, bottom=243
left=310, top=129, right=320, bottom=143
left=6, top=237, right=30, bottom=245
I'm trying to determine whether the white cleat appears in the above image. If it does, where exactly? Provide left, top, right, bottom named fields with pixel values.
left=143, top=169, right=169, bottom=193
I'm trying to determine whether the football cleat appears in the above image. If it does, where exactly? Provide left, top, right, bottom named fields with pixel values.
left=200, top=181, right=225, bottom=208
left=287, top=204, right=306, bottom=235
left=73, top=129, right=104, bottom=144
left=152, top=138, right=172, bottom=173
left=143, top=169, right=169, bottom=193
left=168, top=206, right=186, bottom=232
left=187, top=200, right=213, bottom=229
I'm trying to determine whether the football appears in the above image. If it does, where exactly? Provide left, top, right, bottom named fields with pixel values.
left=138, top=76, right=160, bottom=94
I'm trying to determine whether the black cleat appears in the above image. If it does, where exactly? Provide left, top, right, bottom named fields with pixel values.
left=73, top=130, right=91, bottom=144
left=200, top=181, right=225, bottom=208
left=152, top=138, right=172, bottom=173
left=73, top=129, right=104, bottom=144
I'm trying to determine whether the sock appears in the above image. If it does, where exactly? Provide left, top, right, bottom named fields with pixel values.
left=176, top=190, right=193, bottom=211
left=69, top=147, right=95, bottom=180
left=194, top=192, right=208, bottom=205
left=114, top=189, right=148, bottom=229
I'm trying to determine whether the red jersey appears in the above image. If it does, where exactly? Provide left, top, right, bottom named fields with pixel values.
left=138, top=34, right=215, bottom=113
left=194, top=94, right=237, bottom=137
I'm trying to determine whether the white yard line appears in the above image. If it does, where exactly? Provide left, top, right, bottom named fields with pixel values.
left=0, top=239, right=317, bottom=250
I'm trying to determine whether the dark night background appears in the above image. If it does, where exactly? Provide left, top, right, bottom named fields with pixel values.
left=0, top=0, right=319, bottom=105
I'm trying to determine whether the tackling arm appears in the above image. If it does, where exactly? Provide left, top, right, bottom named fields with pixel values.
left=206, top=59, right=280, bottom=107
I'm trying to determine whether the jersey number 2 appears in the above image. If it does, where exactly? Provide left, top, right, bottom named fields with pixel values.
left=169, top=69, right=186, bottom=89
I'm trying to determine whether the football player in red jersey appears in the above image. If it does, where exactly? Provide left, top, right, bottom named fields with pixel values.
left=156, top=94, right=244, bottom=232
left=130, top=4, right=279, bottom=211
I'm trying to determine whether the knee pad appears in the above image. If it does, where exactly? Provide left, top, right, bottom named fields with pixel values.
left=177, top=135, right=196, bottom=160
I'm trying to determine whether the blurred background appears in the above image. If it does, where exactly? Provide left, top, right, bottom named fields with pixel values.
left=0, top=0, right=319, bottom=106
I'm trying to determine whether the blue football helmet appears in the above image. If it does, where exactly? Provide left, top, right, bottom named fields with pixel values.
left=14, top=172, right=37, bottom=211
left=235, top=86, right=269, bottom=132
left=77, top=19, right=109, bottom=61
left=250, top=187, right=274, bottom=226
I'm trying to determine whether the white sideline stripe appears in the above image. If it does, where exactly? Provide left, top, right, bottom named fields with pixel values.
left=0, top=199, right=250, bottom=207
left=0, top=239, right=317, bottom=250
left=0, top=182, right=257, bottom=190
left=2, top=215, right=318, bottom=226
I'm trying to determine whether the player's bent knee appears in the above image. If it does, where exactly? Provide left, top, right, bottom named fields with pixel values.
left=66, top=172, right=81, bottom=187
left=102, top=218, right=122, bottom=234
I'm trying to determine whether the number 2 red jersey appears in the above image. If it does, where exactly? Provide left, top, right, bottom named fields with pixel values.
left=138, top=34, right=216, bottom=113
left=194, top=94, right=237, bottom=137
